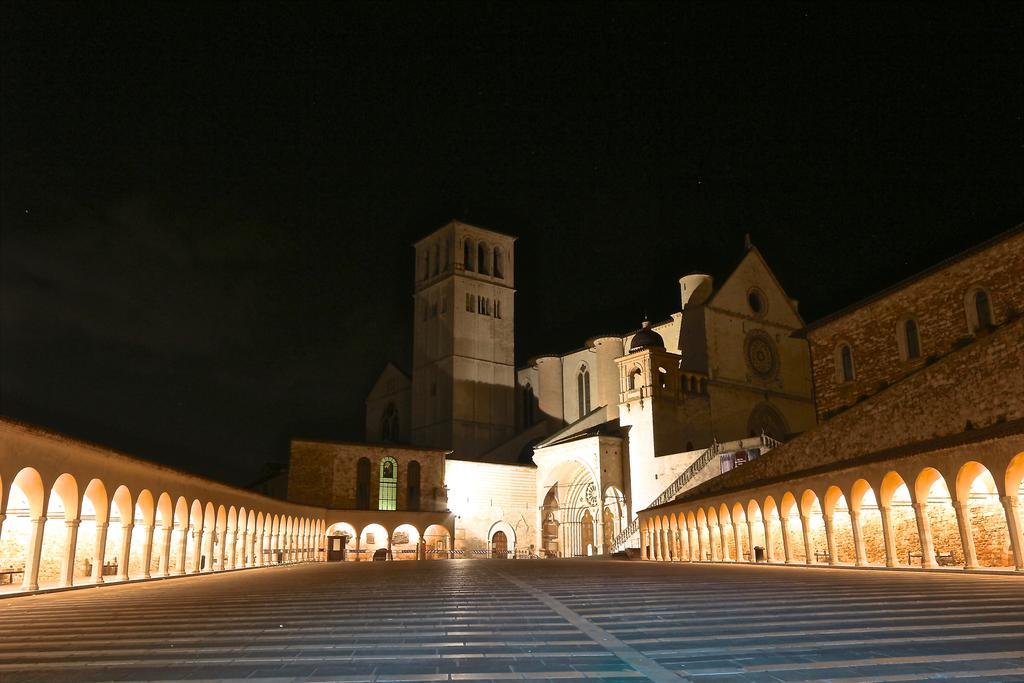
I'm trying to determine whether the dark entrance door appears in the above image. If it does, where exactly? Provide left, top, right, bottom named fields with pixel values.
left=327, top=535, right=347, bottom=562
left=491, top=531, right=508, bottom=558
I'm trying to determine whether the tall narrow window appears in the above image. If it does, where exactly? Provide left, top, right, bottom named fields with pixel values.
left=424, top=251, right=430, bottom=280
left=478, top=242, right=490, bottom=275
left=493, top=246, right=504, bottom=278
left=407, top=460, right=421, bottom=511
left=494, top=300, right=501, bottom=319
left=443, top=238, right=450, bottom=271
left=356, top=457, right=371, bottom=510
left=628, top=367, right=642, bottom=390
left=577, top=365, right=591, bottom=416
left=432, top=243, right=439, bottom=276
left=839, top=344, right=854, bottom=382
left=464, top=239, right=474, bottom=271
left=381, top=402, right=399, bottom=442
left=378, top=457, right=397, bottom=511
left=904, top=319, right=921, bottom=359
left=975, top=290, right=992, bottom=329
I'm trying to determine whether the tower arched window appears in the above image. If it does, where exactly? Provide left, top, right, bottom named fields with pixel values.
left=407, top=460, right=421, bottom=511
left=493, top=246, right=504, bottom=278
left=381, top=402, right=400, bottom=442
left=522, top=383, right=535, bottom=426
left=464, top=239, right=474, bottom=272
left=478, top=242, right=490, bottom=275
left=577, top=365, right=591, bottom=417
left=836, top=343, right=855, bottom=383
left=903, top=319, right=921, bottom=359
left=356, top=457, right=371, bottom=510
left=378, top=457, right=398, bottom=511
left=628, top=367, right=643, bottom=391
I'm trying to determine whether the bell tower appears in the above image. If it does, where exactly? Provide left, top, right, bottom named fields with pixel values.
left=410, top=221, right=517, bottom=458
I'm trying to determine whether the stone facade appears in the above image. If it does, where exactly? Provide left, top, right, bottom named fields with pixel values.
left=287, top=440, right=447, bottom=512
left=639, top=227, right=1024, bottom=573
left=806, top=226, right=1024, bottom=422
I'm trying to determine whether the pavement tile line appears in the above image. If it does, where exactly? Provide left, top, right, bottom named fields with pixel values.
left=494, top=569, right=688, bottom=683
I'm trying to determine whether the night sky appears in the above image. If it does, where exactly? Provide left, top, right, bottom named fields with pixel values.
left=2, top=3, right=1022, bottom=485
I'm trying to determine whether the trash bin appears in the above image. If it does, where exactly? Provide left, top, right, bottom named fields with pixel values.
left=754, top=546, right=765, bottom=563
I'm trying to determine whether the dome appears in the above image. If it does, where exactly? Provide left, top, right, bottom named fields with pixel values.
left=629, top=319, right=665, bottom=353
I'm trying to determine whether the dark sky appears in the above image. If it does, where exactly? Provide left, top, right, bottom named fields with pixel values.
left=2, top=3, right=1022, bottom=485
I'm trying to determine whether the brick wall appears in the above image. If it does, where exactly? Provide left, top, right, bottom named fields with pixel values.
left=807, top=228, right=1023, bottom=421
left=288, top=440, right=447, bottom=511
left=676, top=315, right=1024, bottom=500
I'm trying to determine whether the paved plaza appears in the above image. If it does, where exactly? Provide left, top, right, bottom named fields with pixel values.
left=1, top=560, right=1022, bottom=682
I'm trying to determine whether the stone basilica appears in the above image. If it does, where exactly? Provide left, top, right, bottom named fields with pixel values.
left=333, top=220, right=817, bottom=557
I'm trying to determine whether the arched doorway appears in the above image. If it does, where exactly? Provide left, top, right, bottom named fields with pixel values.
left=491, top=531, right=508, bottom=558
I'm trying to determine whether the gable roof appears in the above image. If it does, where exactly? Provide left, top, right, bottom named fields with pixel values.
left=706, top=245, right=805, bottom=326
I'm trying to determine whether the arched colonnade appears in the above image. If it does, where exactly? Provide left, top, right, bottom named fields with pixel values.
left=0, top=421, right=327, bottom=593
left=639, top=447, right=1024, bottom=572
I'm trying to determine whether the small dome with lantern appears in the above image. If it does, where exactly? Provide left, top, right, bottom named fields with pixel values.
left=628, top=318, right=665, bottom=353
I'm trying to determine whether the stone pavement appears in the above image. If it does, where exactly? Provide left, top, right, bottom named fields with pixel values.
left=1, top=559, right=1022, bottom=682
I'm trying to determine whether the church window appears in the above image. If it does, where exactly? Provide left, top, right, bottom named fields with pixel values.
left=424, top=251, right=430, bottom=280
left=356, top=457, right=371, bottom=510
left=432, top=243, right=439, bottom=276
left=837, top=343, right=854, bottom=383
left=464, top=239, right=474, bottom=271
left=522, top=383, right=535, bottom=426
left=747, top=288, right=766, bottom=316
left=466, top=293, right=474, bottom=312
left=577, top=365, right=591, bottom=416
left=378, top=457, right=398, bottom=511
left=443, top=238, right=450, bottom=271
left=494, top=300, right=501, bottom=319
left=381, top=402, right=400, bottom=442
left=407, top=460, right=421, bottom=511
left=493, top=246, right=504, bottom=278
left=903, top=319, right=921, bottom=359
left=628, top=367, right=642, bottom=391
left=974, top=289, right=992, bottom=330
left=478, top=242, right=490, bottom=275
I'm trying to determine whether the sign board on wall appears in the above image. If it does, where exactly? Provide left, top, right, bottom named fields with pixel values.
left=720, top=448, right=761, bottom=474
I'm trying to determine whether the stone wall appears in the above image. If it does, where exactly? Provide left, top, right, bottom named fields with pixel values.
left=445, top=459, right=536, bottom=553
left=808, top=228, right=1023, bottom=421
left=288, top=440, right=447, bottom=511
left=675, top=316, right=1024, bottom=501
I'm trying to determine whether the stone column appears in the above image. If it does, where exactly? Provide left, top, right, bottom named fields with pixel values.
left=879, top=505, right=898, bottom=567
left=202, top=527, right=215, bottom=572
left=0, top=513, right=6, bottom=548
left=747, top=521, right=756, bottom=562
left=159, top=526, right=173, bottom=576
left=734, top=522, right=745, bottom=562
left=849, top=509, right=867, bottom=566
left=822, top=513, right=837, bottom=566
left=779, top=517, right=793, bottom=564
left=640, top=529, right=647, bottom=560
left=800, top=515, right=813, bottom=564
left=60, top=519, right=80, bottom=587
left=911, top=502, right=937, bottom=568
left=763, top=519, right=774, bottom=562
left=226, top=530, right=236, bottom=570
left=141, top=524, right=155, bottom=579
left=175, top=525, right=188, bottom=575
left=1000, top=496, right=1024, bottom=571
left=22, top=516, right=47, bottom=591
left=720, top=525, right=731, bottom=561
left=952, top=500, right=979, bottom=569
left=118, top=522, right=134, bottom=581
left=190, top=526, right=203, bottom=573
left=217, top=527, right=227, bottom=571
left=93, top=521, right=109, bottom=584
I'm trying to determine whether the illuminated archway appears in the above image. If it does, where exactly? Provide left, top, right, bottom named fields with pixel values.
left=957, top=462, right=1012, bottom=568
left=424, top=524, right=451, bottom=559
left=915, top=468, right=963, bottom=567
left=880, top=472, right=919, bottom=567
left=392, top=523, right=420, bottom=560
